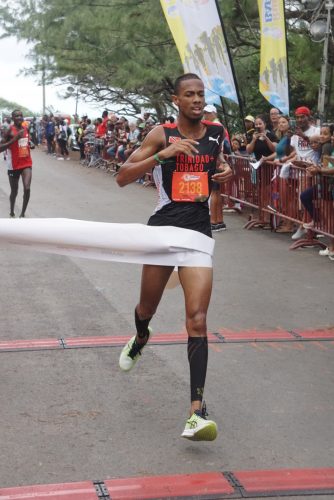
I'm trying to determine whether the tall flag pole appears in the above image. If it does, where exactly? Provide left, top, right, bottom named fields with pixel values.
left=160, top=0, right=241, bottom=114
left=257, top=0, right=290, bottom=114
left=214, top=0, right=245, bottom=129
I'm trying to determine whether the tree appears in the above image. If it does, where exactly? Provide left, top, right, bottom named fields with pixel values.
left=0, top=98, right=34, bottom=118
left=0, top=0, right=332, bottom=123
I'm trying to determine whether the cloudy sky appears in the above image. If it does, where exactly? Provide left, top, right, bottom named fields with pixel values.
left=0, top=36, right=100, bottom=117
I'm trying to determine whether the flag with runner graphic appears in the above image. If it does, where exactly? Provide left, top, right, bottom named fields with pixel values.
left=257, top=0, right=289, bottom=114
left=160, top=0, right=239, bottom=104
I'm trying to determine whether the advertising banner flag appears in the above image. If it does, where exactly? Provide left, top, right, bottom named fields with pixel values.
left=257, top=0, right=289, bottom=114
left=160, top=0, right=239, bottom=104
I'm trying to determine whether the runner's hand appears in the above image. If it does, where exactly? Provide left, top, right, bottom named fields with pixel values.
left=14, top=130, right=25, bottom=141
left=212, top=164, right=233, bottom=183
left=158, top=139, right=199, bottom=160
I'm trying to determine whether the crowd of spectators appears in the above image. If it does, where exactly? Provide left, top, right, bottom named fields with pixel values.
left=226, top=106, right=334, bottom=258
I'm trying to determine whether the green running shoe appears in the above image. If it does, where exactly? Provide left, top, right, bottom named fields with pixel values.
left=119, top=327, right=152, bottom=372
left=181, top=410, right=217, bottom=441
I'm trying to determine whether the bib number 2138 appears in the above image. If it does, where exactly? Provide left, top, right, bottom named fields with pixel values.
left=171, top=171, right=209, bottom=202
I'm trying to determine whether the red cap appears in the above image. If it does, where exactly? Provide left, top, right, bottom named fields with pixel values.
left=295, top=106, right=311, bottom=116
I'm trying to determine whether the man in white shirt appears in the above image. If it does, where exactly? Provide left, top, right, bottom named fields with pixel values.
left=290, top=106, right=320, bottom=240
left=290, top=106, right=320, bottom=162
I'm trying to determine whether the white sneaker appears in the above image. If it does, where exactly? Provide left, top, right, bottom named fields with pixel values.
left=291, top=227, right=307, bottom=240
left=119, top=327, right=152, bottom=372
left=319, top=247, right=330, bottom=256
left=181, top=411, right=217, bottom=441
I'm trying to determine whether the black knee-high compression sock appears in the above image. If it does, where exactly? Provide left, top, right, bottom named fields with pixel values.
left=135, top=308, right=152, bottom=342
left=188, top=336, right=208, bottom=402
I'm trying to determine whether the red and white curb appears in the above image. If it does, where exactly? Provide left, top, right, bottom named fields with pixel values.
left=1, top=468, right=334, bottom=499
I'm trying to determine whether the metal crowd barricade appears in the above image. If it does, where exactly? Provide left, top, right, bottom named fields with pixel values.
left=226, top=155, right=259, bottom=210
left=224, top=155, right=334, bottom=250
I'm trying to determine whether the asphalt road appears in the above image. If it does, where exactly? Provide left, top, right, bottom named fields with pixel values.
left=0, top=148, right=333, bottom=497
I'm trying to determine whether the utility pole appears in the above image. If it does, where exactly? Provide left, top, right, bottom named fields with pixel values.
left=317, top=0, right=334, bottom=120
left=42, top=61, right=46, bottom=116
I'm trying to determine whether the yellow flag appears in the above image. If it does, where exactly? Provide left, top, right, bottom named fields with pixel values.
left=257, top=0, right=289, bottom=113
left=160, top=0, right=238, bottom=105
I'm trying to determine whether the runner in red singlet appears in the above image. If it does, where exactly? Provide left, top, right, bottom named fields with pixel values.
left=116, top=74, right=233, bottom=441
left=0, top=110, right=33, bottom=218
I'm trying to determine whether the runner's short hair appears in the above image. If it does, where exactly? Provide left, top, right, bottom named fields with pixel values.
left=174, top=73, right=202, bottom=95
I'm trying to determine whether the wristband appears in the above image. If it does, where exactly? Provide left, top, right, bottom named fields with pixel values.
left=153, top=153, right=165, bottom=164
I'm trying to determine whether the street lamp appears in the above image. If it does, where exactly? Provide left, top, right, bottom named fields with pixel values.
left=302, top=0, right=322, bottom=10
left=306, top=0, right=334, bottom=119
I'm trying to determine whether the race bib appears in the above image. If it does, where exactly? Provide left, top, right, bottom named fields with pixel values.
left=172, top=171, right=209, bottom=202
left=18, top=137, right=29, bottom=158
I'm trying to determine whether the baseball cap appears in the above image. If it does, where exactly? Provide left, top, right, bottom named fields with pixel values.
left=244, top=115, right=255, bottom=123
left=204, top=104, right=217, bottom=113
left=295, top=106, right=311, bottom=116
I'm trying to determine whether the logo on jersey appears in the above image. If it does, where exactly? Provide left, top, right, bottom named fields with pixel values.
left=209, top=136, right=220, bottom=145
left=169, top=136, right=182, bottom=143
left=182, top=174, right=201, bottom=182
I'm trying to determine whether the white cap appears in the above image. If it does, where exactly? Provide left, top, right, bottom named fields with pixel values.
left=203, top=104, right=217, bottom=113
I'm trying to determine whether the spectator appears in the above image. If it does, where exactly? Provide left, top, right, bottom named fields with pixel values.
left=244, top=115, right=255, bottom=144
left=290, top=107, right=320, bottom=162
left=289, top=106, right=320, bottom=240
left=246, top=114, right=277, bottom=160
left=83, top=118, right=95, bottom=143
left=203, top=104, right=229, bottom=231
left=264, top=115, right=295, bottom=163
left=231, top=136, right=243, bottom=156
left=269, top=107, right=281, bottom=135
left=76, top=122, right=85, bottom=161
left=301, top=128, right=334, bottom=241
left=45, top=115, right=56, bottom=155
left=56, top=119, right=70, bottom=160
left=262, top=116, right=296, bottom=233
left=319, top=123, right=334, bottom=160
left=302, top=163, right=334, bottom=259
left=29, top=118, right=38, bottom=146
left=203, top=104, right=219, bottom=123
left=1, top=117, right=11, bottom=134
left=125, top=122, right=140, bottom=160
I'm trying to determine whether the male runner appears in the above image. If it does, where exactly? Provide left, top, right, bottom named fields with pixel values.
left=0, top=110, right=33, bottom=218
left=116, top=73, right=232, bottom=441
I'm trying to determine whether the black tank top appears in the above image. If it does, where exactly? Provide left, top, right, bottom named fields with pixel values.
left=148, top=121, right=225, bottom=236
left=156, top=121, right=225, bottom=201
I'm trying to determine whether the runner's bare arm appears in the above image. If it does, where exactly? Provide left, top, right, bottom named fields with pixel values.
left=117, top=126, right=200, bottom=187
left=0, top=129, right=24, bottom=153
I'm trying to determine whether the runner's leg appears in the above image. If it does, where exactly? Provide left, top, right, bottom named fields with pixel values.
left=20, top=168, right=32, bottom=217
left=119, top=264, right=173, bottom=371
left=135, top=264, right=174, bottom=344
left=178, top=266, right=212, bottom=414
left=8, top=174, right=19, bottom=216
